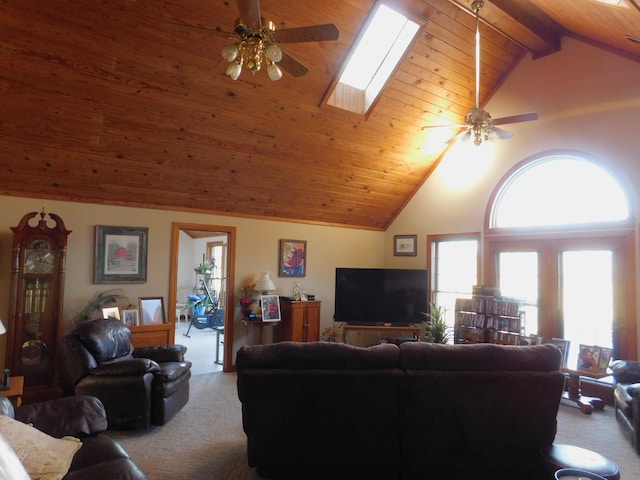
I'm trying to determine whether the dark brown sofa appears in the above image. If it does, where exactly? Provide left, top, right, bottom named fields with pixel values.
left=237, top=341, right=567, bottom=480
left=0, top=393, right=147, bottom=479
left=612, top=360, right=640, bottom=454
left=59, top=318, right=192, bottom=429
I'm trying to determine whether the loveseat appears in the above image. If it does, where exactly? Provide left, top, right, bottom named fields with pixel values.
left=237, top=341, right=568, bottom=480
left=612, top=360, right=640, bottom=453
left=59, top=318, right=192, bottom=429
left=0, top=393, right=146, bottom=479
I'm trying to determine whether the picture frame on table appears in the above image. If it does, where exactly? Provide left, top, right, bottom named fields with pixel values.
left=548, top=338, right=570, bottom=366
left=578, top=344, right=601, bottom=373
left=94, top=225, right=148, bottom=284
left=261, top=295, right=281, bottom=322
left=121, top=309, right=139, bottom=326
left=139, top=297, right=166, bottom=325
left=393, top=235, right=417, bottom=256
left=597, top=346, right=613, bottom=373
left=101, top=307, right=120, bottom=321
left=279, top=239, right=306, bottom=277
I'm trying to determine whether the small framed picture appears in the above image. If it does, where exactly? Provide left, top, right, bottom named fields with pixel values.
left=548, top=338, right=570, bottom=366
left=394, top=235, right=417, bottom=256
left=102, top=306, right=120, bottom=320
left=578, top=344, right=601, bottom=373
left=279, top=239, right=307, bottom=277
left=121, top=309, right=139, bottom=326
left=261, top=295, right=281, bottom=322
left=139, top=297, right=166, bottom=325
left=598, top=347, right=613, bottom=373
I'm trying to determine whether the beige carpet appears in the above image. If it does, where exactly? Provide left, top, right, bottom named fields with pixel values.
left=106, top=372, right=640, bottom=479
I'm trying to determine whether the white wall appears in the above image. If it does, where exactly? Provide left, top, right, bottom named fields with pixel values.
left=0, top=197, right=384, bottom=370
left=386, top=38, right=640, bottom=356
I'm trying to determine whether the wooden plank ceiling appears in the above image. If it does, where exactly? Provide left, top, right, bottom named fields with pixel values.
left=1, top=0, right=639, bottom=230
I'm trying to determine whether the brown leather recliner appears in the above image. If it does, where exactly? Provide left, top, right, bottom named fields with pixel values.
left=0, top=393, right=147, bottom=479
left=59, top=318, right=191, bottom=429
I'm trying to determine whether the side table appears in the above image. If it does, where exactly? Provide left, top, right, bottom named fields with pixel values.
left=1, top=376, right=24, bottom=407
left=560, top=367, right=606, bottom=414
left=242, top=320, right=280, bottom=345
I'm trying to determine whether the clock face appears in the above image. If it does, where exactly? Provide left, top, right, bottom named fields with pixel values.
left=24, top=240, right=55, bottom=274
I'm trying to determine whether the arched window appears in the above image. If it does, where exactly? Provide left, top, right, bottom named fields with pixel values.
left=484, top=152, right=636, bottom=362
left=490, top=153, right=629, bottom=229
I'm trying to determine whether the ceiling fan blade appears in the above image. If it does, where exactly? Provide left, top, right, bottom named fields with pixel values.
left=237, top=0, right=262, bottom=30
left=272, top=24, right=339, bottom=43
left=278, top=51, right=309, bottom=77
left=447, top=128, right=472, bottom=144
left=492, top=112, right=539, bottom=126
left=488, top=127, right=513, bottom=140
left=421, top=123, right=466, bottom=130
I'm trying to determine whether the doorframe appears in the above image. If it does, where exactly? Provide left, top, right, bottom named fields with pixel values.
left=168, top=222, right=236, bottom=372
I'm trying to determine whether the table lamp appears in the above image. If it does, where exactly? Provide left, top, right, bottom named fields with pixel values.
left=254, top=271, right=276, bottom=295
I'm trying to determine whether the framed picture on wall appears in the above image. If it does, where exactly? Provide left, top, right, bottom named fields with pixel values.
left=394, top=235, right=417, bottom=256
left=94, top=225, right=148, bottom=284
left=139, top=297, right=166, bottom=325
left=279, top=239, right=306, bottom=277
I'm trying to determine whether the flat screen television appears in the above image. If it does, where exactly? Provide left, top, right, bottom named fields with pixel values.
left=334, top=268, right=429, bottom=326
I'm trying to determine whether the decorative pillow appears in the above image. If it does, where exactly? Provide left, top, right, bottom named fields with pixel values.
left=0, top=433, right=30, bottom=480
left=610, top=360, right=640, bottom=384
left=0, top=416, right=82, bottom=480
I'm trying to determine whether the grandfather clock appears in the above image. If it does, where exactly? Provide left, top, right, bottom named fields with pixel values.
left=7, top=210, right=71, bottom=398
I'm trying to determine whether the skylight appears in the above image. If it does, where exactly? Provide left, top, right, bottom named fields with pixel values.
left=593, top=0, right=629, bottom=7
left=325, top=3, right=420, bottom=115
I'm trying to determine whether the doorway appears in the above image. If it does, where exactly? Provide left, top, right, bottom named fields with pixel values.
left=168, top=223, right=236, bottom=373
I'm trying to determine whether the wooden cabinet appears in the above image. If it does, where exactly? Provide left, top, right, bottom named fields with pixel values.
left=128, top=324, right=174, bottom=348
left=275, top=299, right=321, bottom=343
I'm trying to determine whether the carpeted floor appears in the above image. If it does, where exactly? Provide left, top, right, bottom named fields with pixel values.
left=105, top=372, right=640, bottom=479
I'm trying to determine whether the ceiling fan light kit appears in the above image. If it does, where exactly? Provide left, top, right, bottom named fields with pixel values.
left=222, top=19, right=283, bottom=81
left=423, top=0, right=538, bottom=146
left=216, top=0, right=338, bottom=82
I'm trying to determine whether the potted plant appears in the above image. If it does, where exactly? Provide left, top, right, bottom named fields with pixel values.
left=422, top=302, right=451, bottom=344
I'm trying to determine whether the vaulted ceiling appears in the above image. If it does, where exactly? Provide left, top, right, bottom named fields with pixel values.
left=1, top=0, right=639, bottom=230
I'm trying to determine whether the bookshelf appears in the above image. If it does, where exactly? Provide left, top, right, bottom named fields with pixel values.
left=454, top=286, right=523, bottom=345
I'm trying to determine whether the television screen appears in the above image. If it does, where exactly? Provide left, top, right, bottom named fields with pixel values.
left=334, top=268, right=429, bottom=325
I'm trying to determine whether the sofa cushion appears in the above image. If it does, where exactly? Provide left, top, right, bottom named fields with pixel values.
left=0, top=415, right=82, bottom=480
left=399, top=342, right=562, bottom=371
left=236, top=340, right=400, bottom=371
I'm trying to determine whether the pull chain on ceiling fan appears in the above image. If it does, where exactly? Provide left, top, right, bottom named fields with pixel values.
left=423, top=0, right=538, bottom=145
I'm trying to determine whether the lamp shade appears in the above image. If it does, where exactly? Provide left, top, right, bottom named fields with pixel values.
left=254, top=271, right=276, bottom=293
left=0, top=318, right=6, bottom=336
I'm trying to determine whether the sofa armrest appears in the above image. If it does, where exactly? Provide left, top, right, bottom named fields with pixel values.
left=91, top=358, right=160, bottom=376
left=14, top=395, right=108, bottom=438
left=133, top=344, right=187, bottom=363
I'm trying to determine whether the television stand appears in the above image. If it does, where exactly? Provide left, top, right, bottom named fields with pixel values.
left=342, top=324, right=421, bottom=345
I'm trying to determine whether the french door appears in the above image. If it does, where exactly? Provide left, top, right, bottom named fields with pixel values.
left=485, top=233, right=636, bottom=362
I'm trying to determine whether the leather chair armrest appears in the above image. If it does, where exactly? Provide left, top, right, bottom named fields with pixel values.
left=14, top=395, right=108, bottom=438
left=133, top=344, right=187, bottom=363
left=91, top=358, right=160, bottom=376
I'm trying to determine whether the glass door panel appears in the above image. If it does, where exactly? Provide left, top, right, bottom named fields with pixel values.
left=561, top=250, right=613, bottom=367
left=497, top=252, right=539, bottom=336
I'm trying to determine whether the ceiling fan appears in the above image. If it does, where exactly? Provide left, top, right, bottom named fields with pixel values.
left=423, top=0, right=538, bottom=145
left=172, top=0, right=339, bottom=81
